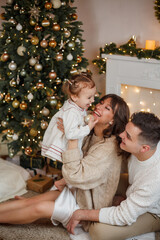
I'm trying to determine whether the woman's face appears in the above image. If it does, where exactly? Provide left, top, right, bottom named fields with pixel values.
left=93, top=98, right=114, bottom=126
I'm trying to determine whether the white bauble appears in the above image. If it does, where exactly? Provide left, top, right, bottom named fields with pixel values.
left=8, top=61, right=17, bottom=71
left=67, top=53, right=73, bottom=61
left=17, top=45, right=26, bottom=56
left=16, top=23, right=23, bottom=31
left=29, top=57, right=37, bottom=66
left=13, top=133, right=18, bottom=141
left=42, top=107, right=50, bottom=116
left=27, top=93, right=34, bottom=101
left=51, top=0, right=62, bottom=9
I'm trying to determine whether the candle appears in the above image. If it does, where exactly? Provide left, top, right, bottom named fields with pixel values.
left=145, top=40, right=155, bottom=50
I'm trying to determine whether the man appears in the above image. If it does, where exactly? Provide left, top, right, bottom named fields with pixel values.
left=66, top=112, right=160, bottom=240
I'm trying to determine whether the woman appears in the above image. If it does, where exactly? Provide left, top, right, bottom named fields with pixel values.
left=0, top=94, right=130, bottom=236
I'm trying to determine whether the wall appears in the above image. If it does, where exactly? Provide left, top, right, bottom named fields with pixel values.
left=1, top=0, right=160, bottom=95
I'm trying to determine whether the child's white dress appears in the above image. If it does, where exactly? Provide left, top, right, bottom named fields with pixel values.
left=41, top=99, right=90, bottom=162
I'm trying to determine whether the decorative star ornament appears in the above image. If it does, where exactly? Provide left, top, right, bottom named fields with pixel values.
left=21, top=119, right=32, bottom=127
left=29, top=5, right=40, bottom=22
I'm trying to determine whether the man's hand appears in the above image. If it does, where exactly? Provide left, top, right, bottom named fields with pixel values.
left=54, top=178, right=66, bottom=192
left=67, top=210, right=81, bottom=234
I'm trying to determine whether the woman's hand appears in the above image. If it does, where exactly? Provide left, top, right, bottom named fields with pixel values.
left=57, top=117, right=64, bottom=133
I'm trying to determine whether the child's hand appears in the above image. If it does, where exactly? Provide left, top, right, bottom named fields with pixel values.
left=88, top=114, right=98, bottom=130
left=54, top=178, right=66, bottom=192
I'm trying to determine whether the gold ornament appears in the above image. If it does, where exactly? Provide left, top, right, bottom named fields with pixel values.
left=56, top=101, right=62, bottom=110
left=68, top=41, right=75, bottom=48
left=42, top=19, right=50, bottom=27
left=1, top=120, right=8, bottom=128
left=77, top=55, right=82, bottom=63
left=29, top=57, right=37, bottom=66
left=14, top=4, right=19, bottom=11
left=36, top=81, right=44, bottom=89
left=55, top=78, right=62, bottom=84
left=10, top=79, right=16, bottom=87
left=1, top=52, right=9, bottom=62
left=5, top=93, right=11, bottom=102
left=35, top=63, right=43, bottom=71
left=6, top=130, right=14, bottom=140
left=71, top=13, right=78, bottom=20
left=20, top=7, right=25, bottom=14
left=70, top=68, right=78, bottom=75
left=30, top=18, right=36, bottom=26
left=46, top=88, right=54, bottom=97
left=9, top=17, right=17, bottom=25
left=29, top=128, right=38, bottom=137
left=56, top=53, right=63, bottom=61
left=0, top=93, right=4, bottom=100
left=52, top=23, right=60, bottom=31
left=40, top=39, right=48, bottom=48
left=49, top=70, right=57, bottom=79
left=29, top=5, right=40, bottom=22
left=127, top=35, right=136, bottom=47
left=49, top=96, right=57, bottom=106
left=41, top=120, right=48, bottom=129
left=45, top=2, right=53, bottom=9
left=0, top=13, right=5, bottom=20
left=34, top=25, right=42, bottom=31
left=20, top=101, right=27, bottom=110
left=49, top=39, right=57, bottom=48
left=31, top=36, right=39, bottom=45
left=12, top=99, right=20, bottom=108
left=25, top=146, right=32, bottom=156
left=64, top=30, right=71, bottom=38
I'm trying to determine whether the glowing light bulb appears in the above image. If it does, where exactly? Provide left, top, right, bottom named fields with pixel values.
left=140, top=101, right=144, bottom=105
left=147, top=108, right=150, bottom=112
left=153, top=103, right=156, bottom=106
left=125, top=86, right=128, bottom=89
left=150, top=91, right=152, bottom=94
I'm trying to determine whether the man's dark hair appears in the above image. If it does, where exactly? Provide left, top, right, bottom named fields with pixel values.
left=131, top=112, right=160, bottom=148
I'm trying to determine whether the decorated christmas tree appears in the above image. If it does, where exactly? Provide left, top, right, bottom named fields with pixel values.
left=0, top=0, right=88, bottom=163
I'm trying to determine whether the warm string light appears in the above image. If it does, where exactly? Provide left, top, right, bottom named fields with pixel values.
left=121, top=84, right=160, bottom=117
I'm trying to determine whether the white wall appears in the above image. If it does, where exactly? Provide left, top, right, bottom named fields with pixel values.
left=1, top=0, right=160, bottom=95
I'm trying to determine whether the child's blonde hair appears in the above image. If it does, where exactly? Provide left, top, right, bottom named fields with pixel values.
left=62, top=72, right=95, bottom=97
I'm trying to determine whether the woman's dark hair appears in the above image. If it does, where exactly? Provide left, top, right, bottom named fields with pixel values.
left=131, top=112, right=160, bottom=148
left=101, top=94, right=130, bottom=160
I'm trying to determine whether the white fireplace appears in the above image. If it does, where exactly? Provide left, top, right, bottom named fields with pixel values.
left=102, top=54, right=160, bottom=117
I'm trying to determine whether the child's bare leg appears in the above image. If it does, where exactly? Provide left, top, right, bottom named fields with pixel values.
left=0, top=200, right=55, bottom=224
left=0, top=190, right=60, bottom=213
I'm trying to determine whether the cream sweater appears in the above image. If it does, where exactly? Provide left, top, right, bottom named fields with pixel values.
left=62, top=134, right=123, bottom=229
left=99, top=141, right=160, bottom=226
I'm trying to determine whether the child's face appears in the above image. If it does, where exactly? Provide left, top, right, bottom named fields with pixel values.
left=72, top=86, right=96, bottom=110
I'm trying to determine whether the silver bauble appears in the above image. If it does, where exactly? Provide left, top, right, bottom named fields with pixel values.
left=64, top=30, right=71, bottom=38
left=16, top=23, right=23, bottom=31
left=49, top=96, right=57, bottom=106
left=13, top=133, right=18, bottom=141
left=42, top=107, right=50, bottom=116
left=20, top=69, right=26, bottom=77
left=8, top=61, right=17, bottom=71
left=29, top=57, right=37, bottom=66
left=27, top=93, right=34, bottom=101
left=68, top=42, right=75, bottom=48
left=67, top=53, right=73, bottom=61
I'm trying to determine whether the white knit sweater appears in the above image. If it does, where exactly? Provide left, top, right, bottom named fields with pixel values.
left=99, top=141, right=160, bottom=226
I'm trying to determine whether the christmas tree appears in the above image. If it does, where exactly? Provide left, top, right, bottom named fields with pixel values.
left=0, top=0, right=88, bottom=162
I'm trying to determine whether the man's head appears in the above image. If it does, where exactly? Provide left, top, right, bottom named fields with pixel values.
left=119, top=112, right=160, bottom=158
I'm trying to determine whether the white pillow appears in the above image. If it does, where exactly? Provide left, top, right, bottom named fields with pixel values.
left=0, top=158, right=31, bottom=202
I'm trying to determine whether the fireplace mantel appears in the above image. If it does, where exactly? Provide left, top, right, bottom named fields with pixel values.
left=102, top=54, right=160, bottom=95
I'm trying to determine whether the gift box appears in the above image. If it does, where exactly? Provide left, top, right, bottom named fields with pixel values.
left=20, top=154, right=46, bottom=169
left=27, top=174, right=53, bottom=193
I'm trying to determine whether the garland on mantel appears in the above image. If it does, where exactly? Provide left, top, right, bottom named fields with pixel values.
left=92, top=37, right=160, bottom=74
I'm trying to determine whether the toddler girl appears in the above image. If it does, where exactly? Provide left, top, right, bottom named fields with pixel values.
left=41, top=73, right=97, bottom=162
